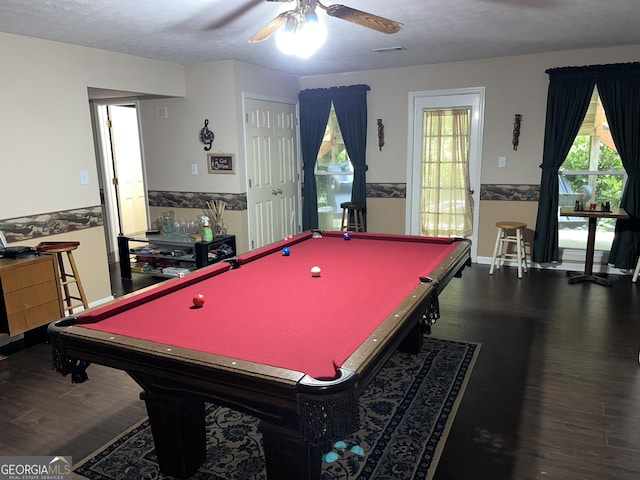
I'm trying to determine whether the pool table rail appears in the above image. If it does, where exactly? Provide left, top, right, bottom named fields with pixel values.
left=50, top=319, right=323, bottom=423
left=49, top=318, right=361, bottom=479
left=343, top=238, right=471, bottom=390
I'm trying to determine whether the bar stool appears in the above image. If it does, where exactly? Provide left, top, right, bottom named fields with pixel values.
left=340, top=202, right=365, bottom=232
left=632, top=255, right=640, bottom=283
left=37, top=241, right=89, bottom=314
left=489, top=221, right=528, bottom=279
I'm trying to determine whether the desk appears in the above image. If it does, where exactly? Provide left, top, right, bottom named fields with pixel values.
left=49, top=231, right=471, bottom=480
left=559, top=207, right=629, bottom=286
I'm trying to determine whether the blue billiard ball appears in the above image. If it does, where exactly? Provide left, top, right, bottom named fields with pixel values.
left=282, top=247, right=291, bottom=256
left=343, top=232, right=351, bottom=240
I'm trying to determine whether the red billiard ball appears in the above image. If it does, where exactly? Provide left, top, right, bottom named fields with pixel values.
left=193, top=294, right=205, bottom=308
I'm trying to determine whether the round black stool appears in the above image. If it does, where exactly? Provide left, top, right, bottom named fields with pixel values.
left=340, top=202, right=365, bottom=232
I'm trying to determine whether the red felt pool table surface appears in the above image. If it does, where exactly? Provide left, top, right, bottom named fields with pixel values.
left=78, top=231, right=465, bottom=380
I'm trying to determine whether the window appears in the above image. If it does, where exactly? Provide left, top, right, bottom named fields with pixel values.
left=558, top=90, right=627, bottom=250
left=315, top=107, right=353, bottom=230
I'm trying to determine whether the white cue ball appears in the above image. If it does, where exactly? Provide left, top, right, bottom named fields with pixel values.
left=310, top=266, right=321, bottom=277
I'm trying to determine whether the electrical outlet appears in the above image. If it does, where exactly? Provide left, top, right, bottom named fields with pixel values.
left=498, top=156, right=506, bottom=168
left=191, top=164, right=198, bottom=175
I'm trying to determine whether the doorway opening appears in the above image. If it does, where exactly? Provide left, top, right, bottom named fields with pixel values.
left=406, top=88, right=485, bottom=262
left=91, top=101, right=149, bottom=263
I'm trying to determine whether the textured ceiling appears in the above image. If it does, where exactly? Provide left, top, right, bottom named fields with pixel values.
left=1, top=0, right=639, bottom=78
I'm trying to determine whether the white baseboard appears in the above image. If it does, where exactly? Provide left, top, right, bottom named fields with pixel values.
left=62, top=295, right=115, bottom=316
left=90, top=295, right=115, bottom=308
left=476, top=250, right=632, bottom=276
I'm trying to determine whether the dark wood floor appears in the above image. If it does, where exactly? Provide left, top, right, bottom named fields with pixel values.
left=1, top=263, right=639, bottom=479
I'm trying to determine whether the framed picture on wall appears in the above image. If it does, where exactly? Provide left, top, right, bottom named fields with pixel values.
left=207, top=153, right=235, bottom=174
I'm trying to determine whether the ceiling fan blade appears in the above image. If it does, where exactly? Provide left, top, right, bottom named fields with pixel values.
left=248, top=12, right=290, bottom=42
left=206, top=0, right=264, bottom=30
left=321, top=4, right=403, bottom=34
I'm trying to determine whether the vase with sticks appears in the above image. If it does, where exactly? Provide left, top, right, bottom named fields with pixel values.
left=205, top=200, right=227, bottom=236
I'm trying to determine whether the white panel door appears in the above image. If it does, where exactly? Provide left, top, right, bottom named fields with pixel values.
left=245, top=98, right=299, bottom=250
left=109, top=105, right=148, bottom=235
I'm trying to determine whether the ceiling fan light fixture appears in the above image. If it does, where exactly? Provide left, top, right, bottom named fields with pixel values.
left=275, top=10, right=327, bottom=59
left=275, top=16, right=300, bottom=56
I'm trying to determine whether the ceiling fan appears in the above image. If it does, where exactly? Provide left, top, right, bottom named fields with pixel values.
left=248, top=0, right=403, bottom=44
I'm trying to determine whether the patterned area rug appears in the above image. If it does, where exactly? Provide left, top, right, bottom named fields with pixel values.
left=74, top=337, right=479, bottom=480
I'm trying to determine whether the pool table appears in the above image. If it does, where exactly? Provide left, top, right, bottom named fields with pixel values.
left=49, top=231, right=471, bottom=480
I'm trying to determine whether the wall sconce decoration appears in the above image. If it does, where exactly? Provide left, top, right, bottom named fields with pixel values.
left=377, top=119, right=385, bottom=151
left=199, top=119, right=215, bottom=151
left=512, top=114, right=522, bottom=151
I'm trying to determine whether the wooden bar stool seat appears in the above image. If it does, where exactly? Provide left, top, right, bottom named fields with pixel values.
left=340, top=202, right=365, bottom=232
left=37, top=241, right=89, bottom=314
left=489, top=221, right=528, bottom=279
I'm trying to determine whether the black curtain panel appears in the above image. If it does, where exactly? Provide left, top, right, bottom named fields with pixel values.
left=332, top=84, right=371, bottom=228
left=298, top=84, right=370, bottom=231
left=534, top=62, right=640, bottom=267
left=532, top=69, right=595, bottom=264
left=597, top=64, right=640, bottom=269
left=298, top=88, right=332, bottom=231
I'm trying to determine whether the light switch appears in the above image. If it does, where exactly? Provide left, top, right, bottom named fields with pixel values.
left=191, top=164, right=198, bottom=175
left=80, top=170, right=89, bottom=184
left=498, top=156, right=506, bottom=168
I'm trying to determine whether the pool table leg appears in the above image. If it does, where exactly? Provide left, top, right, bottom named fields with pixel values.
left=398, top=321, right=423, bottom=354
left=140, top=391, right=207, bottom=480
left=259, top=421, right=324, bottom=480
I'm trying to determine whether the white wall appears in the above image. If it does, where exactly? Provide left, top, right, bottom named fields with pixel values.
left=299, top=45, right=640, bottom=187
left=0, top=32, right=186, bottom=219
left=0, top=32, right=186, bottom=304
left=140, top=60, right=300, bottom=194
left=137, top=60, right=300, bottom=254
left=299, top=45, right=640, bottom=256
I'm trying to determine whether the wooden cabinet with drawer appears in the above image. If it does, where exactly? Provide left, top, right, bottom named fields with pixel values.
left=0, top=255, right=63, bottom=336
